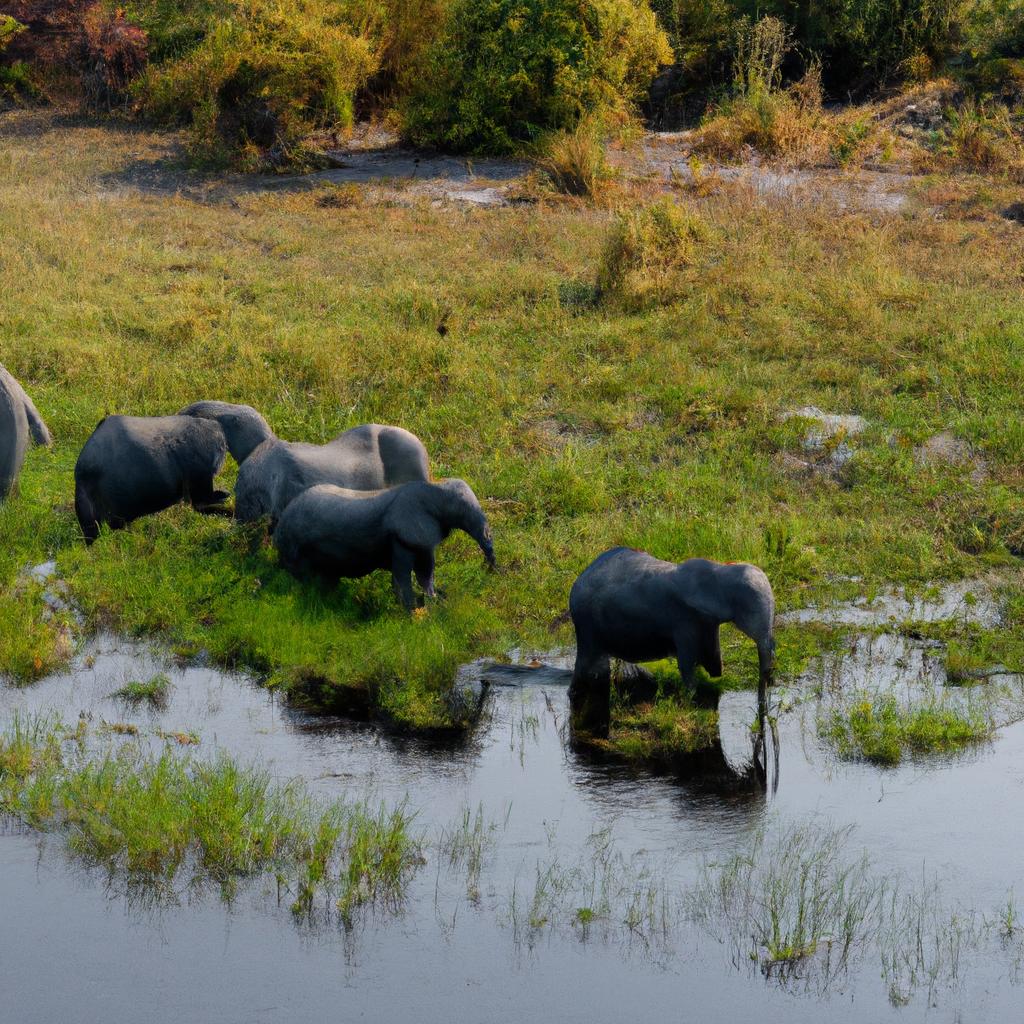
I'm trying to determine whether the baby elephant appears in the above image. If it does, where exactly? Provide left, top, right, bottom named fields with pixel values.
left=1, top=365, right=52, bottom=501
left=274, top=479, right=496, bottom=610
left=568, top=547, right=776, bottom=735
left=75, top=412, right=237, bottom=543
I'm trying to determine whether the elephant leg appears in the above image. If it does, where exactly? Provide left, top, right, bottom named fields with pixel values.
left=699, top=621, right=723, bottom=678
left=674, top=620, right=719, bottom=708
left=569, top=635, right=612, bottom=738
left=75, top=480, right=101, bottom=545
left=615, top=662, right=658, bottom=704
left=414, top=549, right=437, bottom=601
left=189, top=474, right=230, bottom=513
left=672, top=619, right=701, bottom=691
left=391, top=542, right=418, bottom=611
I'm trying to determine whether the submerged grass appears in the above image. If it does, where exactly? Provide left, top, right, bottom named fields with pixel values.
left=2, top=111, right=1024, bottom=732
left=0, top=714, right=422, bottom=916
left=821, top=693, right=993, bottom=765
left=690, top=820, right=1002, bottom=997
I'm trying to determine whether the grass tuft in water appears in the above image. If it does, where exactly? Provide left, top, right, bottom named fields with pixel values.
left=111, top=673, right=172, bottom=709
left=691, top=822, right=883, bottom=975
left=0, top=718, right=422, bottom=917
left=821, top=693, right=993, bottom=765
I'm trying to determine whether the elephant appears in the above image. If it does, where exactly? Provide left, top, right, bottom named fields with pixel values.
left=0, top=365, right=52, bottom=501
left=176, top=401, right=274, bottom=465
left=273, top=479, right=495, bottom=610
left=74, top=413, right=237, bottom=543
left=228, top=423, right=432, bottom=526
left=568, top=547, right=776, bottom=736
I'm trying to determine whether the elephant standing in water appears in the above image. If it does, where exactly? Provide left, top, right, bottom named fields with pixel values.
left=1, top=365, right=52, bottom=501
left=274, top=479, right=495, bottom=609
left=568, top=548, right=776, bottom=736
left=74, top=402, right=271, bottom=543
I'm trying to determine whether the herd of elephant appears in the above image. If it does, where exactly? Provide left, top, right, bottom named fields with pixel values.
left=2, top=367, right=776, bottom=735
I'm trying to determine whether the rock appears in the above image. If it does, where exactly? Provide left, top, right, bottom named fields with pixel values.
left=780, top=407, right=867, bottom=480
left=782, top=406, right=868, bottom=446
left=914, top=431, right=987, bottom=483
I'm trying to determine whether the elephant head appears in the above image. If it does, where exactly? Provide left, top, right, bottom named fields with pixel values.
left=178, top=401, right=274, bottom=464
left=437, top=478, right=496, bottom=569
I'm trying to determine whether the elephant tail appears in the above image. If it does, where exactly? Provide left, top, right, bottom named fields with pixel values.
left=75, top=479, right=100, bottom=545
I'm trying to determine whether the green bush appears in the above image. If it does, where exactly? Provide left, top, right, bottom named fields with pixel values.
left=0, top=18, right=31, bottom=100
left=135, top=0, right=377, bottom=166
left=402, top=0, right=672, bottom=154
left=0, top=15, right=25, bottom=51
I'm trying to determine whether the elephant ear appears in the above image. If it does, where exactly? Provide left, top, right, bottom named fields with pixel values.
left=699, top=622, right=724, bottom=678
left=391, top=499, right=444, bottom=552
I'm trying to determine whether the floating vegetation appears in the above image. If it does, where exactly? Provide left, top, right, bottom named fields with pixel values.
left=820, top=693, right=993, bottom=765
left=0, top=714, right=421, bottom=921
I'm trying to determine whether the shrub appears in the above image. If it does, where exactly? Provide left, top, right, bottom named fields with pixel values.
left=535, top=118, right=613, bottom=196
left=80, top=6, right=149, bottom=108
left=0, top=15, right=25, bottom=51
left=736, top=0, right=963, bottom=88
left=136, top=0, right=377, bottom=167
left=597, top=198, right=717, bottom=308
left=402, top=0, right=672, bottom=154
left=337, top=0, right=451, bottom=104
left=944, top=99, right=1024, bottom=177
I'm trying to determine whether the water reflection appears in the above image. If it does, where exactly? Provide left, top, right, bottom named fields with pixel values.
left=2, top=635, right=1024, bottom=1022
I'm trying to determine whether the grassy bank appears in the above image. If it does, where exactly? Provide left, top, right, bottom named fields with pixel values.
left=1, top=112, right=1023, bottom=734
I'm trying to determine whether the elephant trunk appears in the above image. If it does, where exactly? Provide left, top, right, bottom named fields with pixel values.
left=474, top=521, right=497, bottom=570
left=757, top=636, right=776, bottom=707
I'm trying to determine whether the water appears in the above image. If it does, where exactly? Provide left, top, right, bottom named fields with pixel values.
left=3, top=634, right=1024, bottom=1022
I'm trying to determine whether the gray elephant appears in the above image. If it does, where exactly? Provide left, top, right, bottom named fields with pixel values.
left=73, top=407, right=259, bottom=543
left=176, top=401, right=274, bottom=465
left=227, top=423, right=431, bottom=526
left=273, top=479, right=495, bottom=609
left=1, top=365, right=52, bottom=501
left=568, top=547, right=776, bottom=735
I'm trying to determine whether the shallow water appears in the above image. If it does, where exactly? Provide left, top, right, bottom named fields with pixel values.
left=3, top=635, right=1024, bottom=1022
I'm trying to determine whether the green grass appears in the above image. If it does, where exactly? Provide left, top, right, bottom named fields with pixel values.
left=0, top=712, right=421, bottom=915
left=1, top=112, right=1024, bottom=734
left=821, top=693, right=993, bottom=765
left=111, top=672, right=172, bottom=708
left=601, top=693, right=720, bottom=765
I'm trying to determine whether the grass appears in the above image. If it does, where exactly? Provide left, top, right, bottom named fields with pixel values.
left=821, top=693, right=993, bottom=765
left=1, top=110, right=1024, bottom=738
left=690, top=819, right=1003, bottom=996
left=438, top=802, right=504, bottom=902
left=0, top=712, right=421, bottom=916
left=691, top=822, right=882, bottom=973
left=600, top=693, right=720, bottom=765
left=536, top=121, right=613, bottom=198
left=111, top=672, right=172, bottom=708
